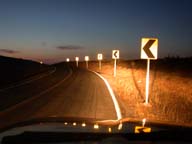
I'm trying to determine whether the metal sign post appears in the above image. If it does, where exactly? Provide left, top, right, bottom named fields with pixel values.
left=85, top=56, right=89, bottom=69
left=75, top=57, right=79, bottom=67
left=141, top=38, right=158, bottom=104
left=86, top=61, right=88, bottom=69
left=97, top=54, right=103, bottom=70
left=145, top=59, right=150, bottom=104
left=112, top=50, right=119, bottom=77
left=98, top=60, right=101, bottom=70
left=114, top=58, right=117, bottom=77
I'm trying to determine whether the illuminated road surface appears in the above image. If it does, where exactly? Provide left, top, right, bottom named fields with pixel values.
left=0, top=63, right=116, bottom=129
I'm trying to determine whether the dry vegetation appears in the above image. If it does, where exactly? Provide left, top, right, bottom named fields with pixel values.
left=81, top=59, right=192, bottom=125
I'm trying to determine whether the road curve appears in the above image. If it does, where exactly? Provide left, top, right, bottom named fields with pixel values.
left=0, top=63, right=117, bottom=129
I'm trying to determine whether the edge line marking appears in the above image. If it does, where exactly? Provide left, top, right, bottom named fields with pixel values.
left=90, top=70, right=122, bottom=120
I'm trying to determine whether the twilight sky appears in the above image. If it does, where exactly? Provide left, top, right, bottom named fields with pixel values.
left=0, top=0, right=191, bottom=63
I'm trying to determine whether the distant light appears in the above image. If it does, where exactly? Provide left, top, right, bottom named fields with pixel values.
left=142, top=118, right=146, bottom=127
left=66, top=58, right=70, bottom=62
left=64, top=122, right=68, bottom=125
left=40, top=61, right=43, bottom=64
left=82, top=123, right=86, bottom=127
left=85, top=56, right=89, bottom=61
left=94, top=124, right=99, bottom=129
left=97, top=53, right=103, bottom=60
left=73, top=122, right=77, bottom=126
left=75, top=57, right=79, bottom=61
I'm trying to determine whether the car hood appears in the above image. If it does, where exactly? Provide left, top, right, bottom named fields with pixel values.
left=0, top=116, right=191, bottom=133
left=0, top=117, right=192, bottom=143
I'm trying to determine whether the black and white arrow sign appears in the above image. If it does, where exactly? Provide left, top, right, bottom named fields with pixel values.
left=140, top=38, right=158, bottom=104
left=112, top=50, right=120, bottom=77
left=112, top=50, right=119, bottom=59
left=141, top=38, right=158, bottom=59
left=97, top=53, right=103, bottom=60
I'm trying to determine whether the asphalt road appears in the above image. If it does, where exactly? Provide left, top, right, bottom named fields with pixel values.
left=0, top=63, right=117, bottom=129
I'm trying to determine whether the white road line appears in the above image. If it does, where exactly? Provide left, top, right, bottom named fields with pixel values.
left=91, top=71, right=122, bottom=120
left=0, top=67, right=56, bottom=92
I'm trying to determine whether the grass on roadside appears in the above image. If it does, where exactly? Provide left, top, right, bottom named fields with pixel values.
left=85, top=59, right=192, bottom=125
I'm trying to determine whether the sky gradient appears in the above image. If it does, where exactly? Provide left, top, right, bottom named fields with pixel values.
left=0, top=0, right=191, bottom=63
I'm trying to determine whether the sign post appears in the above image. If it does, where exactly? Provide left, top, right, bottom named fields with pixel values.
left=112, top=50, right=119, bottom=77
left=141, top=38, right=158, bottom=104
left=145, top=59, right=150, bottom=104
left=85, top=56, right=89, bottom=69
left=75, top=57, right=79, bottom=67
left=97, top=53, right=103, bottom=70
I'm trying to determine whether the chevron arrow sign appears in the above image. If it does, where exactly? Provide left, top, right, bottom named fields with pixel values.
left=141, top=38, right=158, bottom=59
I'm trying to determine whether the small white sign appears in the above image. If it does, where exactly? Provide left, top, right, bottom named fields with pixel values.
left=112, top=50, right=119, bottom=59
left=85, top=56, right=89, bottom=61
left=75, top=57, right=79, bottom=61
left=97, top=54, right=103, bottom=60
left=66, top=58, right=70, bottom=62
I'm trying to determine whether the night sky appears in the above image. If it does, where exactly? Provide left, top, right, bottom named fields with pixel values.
left=0, top=0, right=191, bottom=63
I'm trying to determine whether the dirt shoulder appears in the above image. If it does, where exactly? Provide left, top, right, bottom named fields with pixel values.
left=81, top=59, right=192, bottom=126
